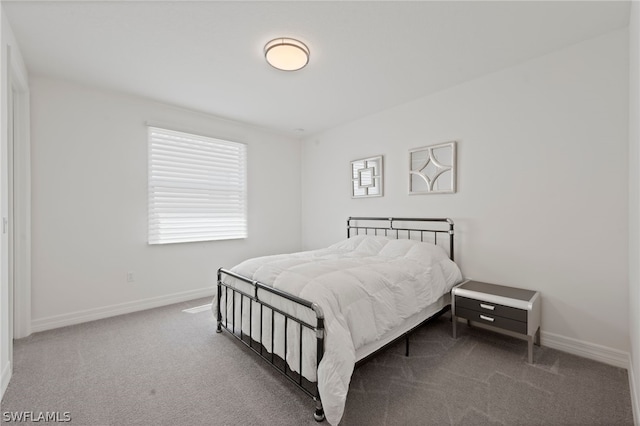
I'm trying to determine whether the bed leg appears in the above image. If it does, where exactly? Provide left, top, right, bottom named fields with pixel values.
left=405, top=335, right=410, bottom=357
left=314, top=313, right=326, bottom=422
left=216, top=272, right=223, bottom=333
left=313, top=399, right=325, bottom=422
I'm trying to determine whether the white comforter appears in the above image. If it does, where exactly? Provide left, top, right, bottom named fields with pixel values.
left=216, top=235, right=462, bottom=425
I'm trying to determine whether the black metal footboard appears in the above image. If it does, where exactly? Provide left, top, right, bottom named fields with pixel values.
left=217, top=268, right=326, bottom=422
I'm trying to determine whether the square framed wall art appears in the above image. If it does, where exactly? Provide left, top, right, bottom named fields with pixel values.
left=409, top=141, right=457, bottom=194
left=351, top=155, right=383, bottom=198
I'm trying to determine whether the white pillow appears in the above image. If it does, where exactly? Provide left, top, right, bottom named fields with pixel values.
left=328, top=235, right=390, bottom=254
left=377, top=238, right=420, bottom=257
left=327, top=235, right=368, bottom=250
left=404, top=241, right=450, bottom=262
left=377, top=238, right=450, bottom=262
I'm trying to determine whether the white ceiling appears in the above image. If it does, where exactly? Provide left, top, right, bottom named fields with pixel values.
left=3, top=1, right=631, bottom=136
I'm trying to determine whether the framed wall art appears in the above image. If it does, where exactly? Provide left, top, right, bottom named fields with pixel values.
left=409, top=141, right=456, bottom=194
left=351, top=155, right=383, bottom=198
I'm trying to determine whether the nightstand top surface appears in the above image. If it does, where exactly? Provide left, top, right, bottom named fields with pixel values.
left=455, top=280, right=537, bottom=302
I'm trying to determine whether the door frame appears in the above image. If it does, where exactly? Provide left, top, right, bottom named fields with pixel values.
left=7, top=45, right=31, bottom=340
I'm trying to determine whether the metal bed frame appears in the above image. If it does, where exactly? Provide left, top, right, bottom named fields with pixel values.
left=217, top=217, right=455, bottom=422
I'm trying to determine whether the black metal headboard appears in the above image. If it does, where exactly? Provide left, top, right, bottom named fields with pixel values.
left=347, top=217, right=455, bottom=261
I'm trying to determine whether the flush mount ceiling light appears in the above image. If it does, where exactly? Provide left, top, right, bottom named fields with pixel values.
left=264, top=38, right=310, bottom=71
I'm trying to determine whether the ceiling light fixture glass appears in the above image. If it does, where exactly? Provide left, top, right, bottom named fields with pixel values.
left=264, top=38, right=310, bottom=71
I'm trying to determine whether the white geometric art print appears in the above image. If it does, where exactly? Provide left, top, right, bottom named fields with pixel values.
left=409, top=142, right=457, bottom=194
left=351, top=155, right=383, bottom=198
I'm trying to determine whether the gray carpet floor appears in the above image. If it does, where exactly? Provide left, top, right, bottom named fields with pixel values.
left=1, top=297, right=634, bottom=425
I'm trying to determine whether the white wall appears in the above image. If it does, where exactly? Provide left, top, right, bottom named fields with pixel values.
left=1, top=6, right=29, bottom=399
left=628, top=1, right=639, bottom=421
left=301, top=30, right=630, bottom=364
left=29, top=77, right=301, bottom=330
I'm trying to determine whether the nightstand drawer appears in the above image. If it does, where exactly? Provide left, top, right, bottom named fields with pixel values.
left=454, top=306, right=527, bottom=334
left=455, top=296, right=527, bottom=322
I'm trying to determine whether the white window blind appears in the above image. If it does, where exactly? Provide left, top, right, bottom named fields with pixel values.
left=148, top=127, right=247, bottom=244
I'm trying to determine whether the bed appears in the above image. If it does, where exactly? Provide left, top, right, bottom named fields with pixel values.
left=215, top=217, right=463, bottom=425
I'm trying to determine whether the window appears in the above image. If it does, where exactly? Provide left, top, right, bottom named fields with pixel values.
left=148, top=127, right=247, bottom=244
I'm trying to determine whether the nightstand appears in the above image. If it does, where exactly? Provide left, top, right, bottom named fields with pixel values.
left=452, top=280, right=541, bottom=363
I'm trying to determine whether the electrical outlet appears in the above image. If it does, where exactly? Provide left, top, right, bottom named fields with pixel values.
left=127, top=272, right=135, bottom=283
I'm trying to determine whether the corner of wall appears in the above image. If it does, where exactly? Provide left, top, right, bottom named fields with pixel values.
left=629, top=1, right=640, bottom=424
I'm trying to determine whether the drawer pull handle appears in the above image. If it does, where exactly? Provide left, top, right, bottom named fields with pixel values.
left=479, top=315, right=495, bottom=322
left=480, top=304, right=495, bottom=311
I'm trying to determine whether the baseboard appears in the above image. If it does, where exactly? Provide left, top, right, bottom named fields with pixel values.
left=541, top=331, right=630, bottom=369
left=1, top=360, right=11, bottom=400
left=629, top=358, right=640, bottom=426
left=31, top=287, right=215, bottom=333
